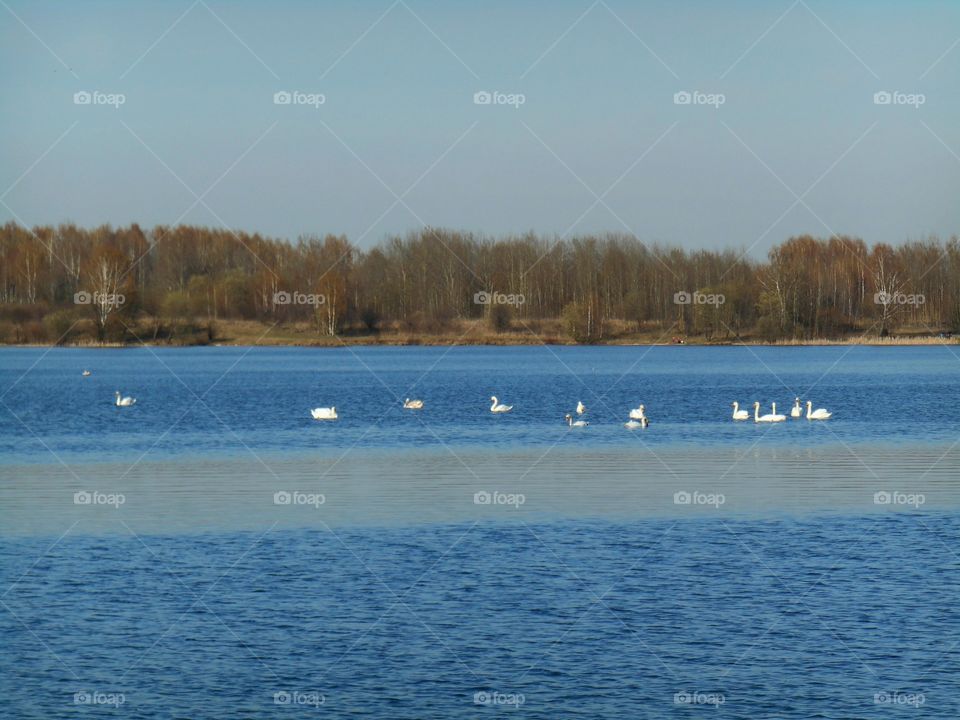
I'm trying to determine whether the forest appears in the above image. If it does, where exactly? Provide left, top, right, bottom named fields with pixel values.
left=1, top=222, right=958, bottom=345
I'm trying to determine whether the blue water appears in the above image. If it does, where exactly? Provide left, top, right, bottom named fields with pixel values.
left=2, top=346, right=959, bottom=717
left=1, top=516, right=959, bottom=717
left=1, top=345, right=958, bottom=463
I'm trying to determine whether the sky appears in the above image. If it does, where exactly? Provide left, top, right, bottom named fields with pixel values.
left=1, top=0, right=958, bottom=256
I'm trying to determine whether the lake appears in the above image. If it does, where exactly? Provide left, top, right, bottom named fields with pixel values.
left=1, top=345, right=959, bottom=717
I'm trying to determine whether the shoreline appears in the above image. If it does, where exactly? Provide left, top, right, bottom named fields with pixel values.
left=2, top=317, right=955, bottom=348
left=2, top=335, right=956, bottom=348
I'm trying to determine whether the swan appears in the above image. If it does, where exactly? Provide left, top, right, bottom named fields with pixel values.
left=576, top=401, right=586, bottom=415
left=403, top=398, right=424, bottom=409
left=311, top=407, right=338, bottom=420
left=490, top=396, right=512, bottom=413
left=81, top=370, right=91, bottom=377
left=790, top=398, right=802, bottom=418
left=565, top=413, right=588, bottom=428
left=114, top=391, right=136, bottom=407
left=806, top=400, right=832, bottom=420
left=753, top=401, right=784, bottom=423
left=631, top=405, right=651, bottom=427
left=731, top=401, right=749, bottom=421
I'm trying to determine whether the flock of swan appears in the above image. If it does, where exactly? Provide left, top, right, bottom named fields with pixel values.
left=734, top=398, right=832, bottom=422
left=91, top=371, right=832, bottom=426
left=313, top=395, right=831, bottom=428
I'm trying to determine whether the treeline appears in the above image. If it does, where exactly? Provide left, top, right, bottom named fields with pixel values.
left=1, top=222, right=958, bottom=344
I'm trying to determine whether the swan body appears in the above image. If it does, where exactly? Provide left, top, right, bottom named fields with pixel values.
left=753, top=401, right=784, bottom=423
left=731, top=401, right=749, bottom=421
left=403, top=398, right=424, bottom=409
left=565, top=413, right=588, bottom=428
left=790, top=398, right=802, bottom=418
left=576, top=401, right=586, bottom=415
left=311, top=407, right=338, bottom=420
left=81, top=370, right=91, bottom=377
left=114, top=391, right=136, bottom=407
left=806, top=401, right=832, bottom=420
left=628, top=405, right=650, bottom=427
left=490, top=396, right=512, bottom=413
left=624, top=419, right=643, bottom=429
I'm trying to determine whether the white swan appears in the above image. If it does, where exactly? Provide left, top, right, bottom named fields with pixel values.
left=753, top=401, right=784, bottom=423
left=731, top=401, right=749, bottom=421
left=631, top=405, right=650, bottom=427
left=114, top=391, right=136, bottom=407
left=576, top=401, right=586, bottom=415
left=490, top=396, right=512, bottom=413
left=806, top=400, right=832, bottom=420
left=790, top=398, right=802, bottom=418
left=402, top=398, right=424, bottom=409
left=565, top=413, right=588, bottom=428
left=81, top=370, right=91, bottom=377
left=311, top=407, right=338, bottom=420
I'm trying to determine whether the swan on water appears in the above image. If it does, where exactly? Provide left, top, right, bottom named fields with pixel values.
left=631, top=405, right=650, bottom=427
left=81, top=370, right=91, bottom=377
left=565, top=413, right=588, bottom=428
left=576, top=401, right=586, bottom=415
left=806, top=401, right=832, bottom=420
left=403, top=398, right=424, bottom=409
left=790, top=398, right=802, bottom=418
left=753, top=401, right=784, bottom=423
left=490, top=396, right=513, bottom=413
left=114, top=391, right=136, bottom=407
left=731, top=401, right=749, bottom=421
left=311, top=407, right=338, bottom=420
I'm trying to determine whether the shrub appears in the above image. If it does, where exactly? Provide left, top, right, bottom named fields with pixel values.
left=487, top=303, right=512, bottom=333
left=562, top=300, right=603, bottom=343
left=43, top=310, right=79, bottom=345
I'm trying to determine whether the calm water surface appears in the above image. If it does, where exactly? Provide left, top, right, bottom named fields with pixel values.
left=1, top=346, right=959, bottom=717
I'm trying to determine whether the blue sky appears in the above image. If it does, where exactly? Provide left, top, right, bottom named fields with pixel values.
left=1, top=0, right=958, bottom=254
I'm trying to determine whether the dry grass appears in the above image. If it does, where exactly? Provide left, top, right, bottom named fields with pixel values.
left=7, top=316, right=956, bottom=347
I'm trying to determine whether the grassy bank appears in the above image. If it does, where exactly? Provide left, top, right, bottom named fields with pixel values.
left=3, top=317, right=956, bottom=348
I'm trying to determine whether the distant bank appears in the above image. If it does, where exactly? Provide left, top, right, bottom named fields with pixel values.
left=2, top=318, right=954, bottom=348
